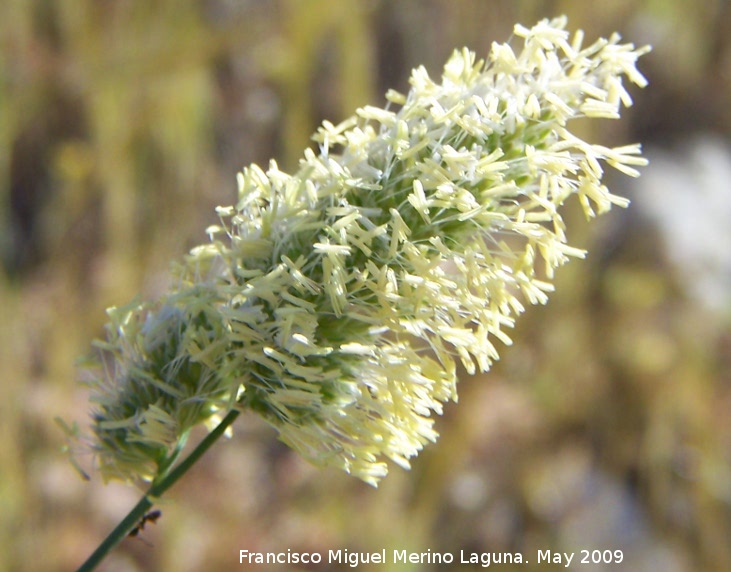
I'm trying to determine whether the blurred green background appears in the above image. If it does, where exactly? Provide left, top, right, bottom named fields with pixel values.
left=2, top=1, right=731, bottom=571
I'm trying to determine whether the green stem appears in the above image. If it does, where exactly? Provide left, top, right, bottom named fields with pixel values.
left=76, top=409, right=241, bottom=572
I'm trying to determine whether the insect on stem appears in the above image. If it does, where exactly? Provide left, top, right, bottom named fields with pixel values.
left=128, top=509, right=162, bottom=543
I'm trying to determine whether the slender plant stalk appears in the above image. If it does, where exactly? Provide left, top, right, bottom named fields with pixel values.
left=76, top=409, right=241, bottom=572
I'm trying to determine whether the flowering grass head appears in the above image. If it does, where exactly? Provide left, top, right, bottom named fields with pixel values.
left=80, top=17, right=649, bottom=487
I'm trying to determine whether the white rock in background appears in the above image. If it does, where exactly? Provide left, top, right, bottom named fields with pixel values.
left=635, top=135, right=731, bottom=313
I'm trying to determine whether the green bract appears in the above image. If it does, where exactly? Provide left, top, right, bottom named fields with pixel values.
left=82, top=17, right=649, bottom=486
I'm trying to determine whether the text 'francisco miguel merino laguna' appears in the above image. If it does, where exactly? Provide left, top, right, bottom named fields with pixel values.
left=239, top=549, right=526, bottom=567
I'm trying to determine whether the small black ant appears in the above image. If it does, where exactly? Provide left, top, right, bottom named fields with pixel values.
left=128, top=509, right=162, bottom=543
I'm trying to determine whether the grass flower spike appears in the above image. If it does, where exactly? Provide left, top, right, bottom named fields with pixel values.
left=81, top=17, right=650, bottom=491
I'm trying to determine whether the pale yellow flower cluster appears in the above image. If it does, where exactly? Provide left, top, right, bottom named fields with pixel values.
left=84, top=17, right=649, bottom=486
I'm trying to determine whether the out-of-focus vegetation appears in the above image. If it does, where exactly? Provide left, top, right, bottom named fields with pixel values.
left=2, top=1, right=730, bottom=571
